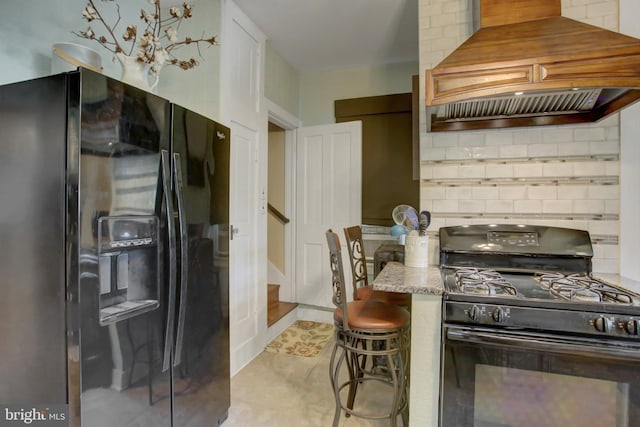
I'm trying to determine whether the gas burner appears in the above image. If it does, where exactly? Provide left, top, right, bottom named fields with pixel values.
left=454, top=268, right=517, bottom=296
left=535, top=273, right=634, bottom=304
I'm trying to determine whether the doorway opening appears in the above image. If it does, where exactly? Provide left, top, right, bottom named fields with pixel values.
left=267, top=121, right=297, bottom=326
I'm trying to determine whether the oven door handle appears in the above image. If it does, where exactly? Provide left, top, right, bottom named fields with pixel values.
left=446, top=326, right=640, bottom=361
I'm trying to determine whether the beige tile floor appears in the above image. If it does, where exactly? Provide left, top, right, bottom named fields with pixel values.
left=223, top=335, right=405, bottom=427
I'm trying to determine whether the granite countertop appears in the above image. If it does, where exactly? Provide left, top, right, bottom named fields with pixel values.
left=371, top=263, right=640, bottom=299
left=371, top=261, right=444, bottom=295
left=594, top=273, right=640, bottom=296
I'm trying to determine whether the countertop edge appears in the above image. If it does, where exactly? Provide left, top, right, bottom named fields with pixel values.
left=372, top=262, right=444, bottom=295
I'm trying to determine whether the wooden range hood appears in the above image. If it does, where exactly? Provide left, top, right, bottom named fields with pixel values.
left=425, top=0, right=640, bottom=132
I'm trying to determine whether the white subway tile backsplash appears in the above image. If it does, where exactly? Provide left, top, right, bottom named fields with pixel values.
left=472, top=146, right=501, bottom=159
left=458, top=164, right=485, bottom=178
left=472, top=187, right=500, bottom=200
left=432, top=36, right=460, bottom=52
left=599, top=114, right=619, bottom=128
left=421, top=147, right=446, bottom=161
left=557, top=185, right=588, bottom=200
left=605, top=125, right=620, bottom=141
left=542, top=200, right=573, bottom=213
left=459, top=199, right=485, bottom=212
left=588, top=185, right=619, bottom=200
left=588, top=221, right=619, bottom=236
left=516, top=163, right=544, bottom=177
left=432, top=165, right=460, bottom=179
left=446, top=146, right=474, bottom=159
left=421, top=186, right=446, bottom=200
left=592, top=259, right=618, bottom=275
left=485, top=132, right=514, bottom=146
left=528, top=143, right=559, bottom=157
left=589, top=140, right=619, bottom=155
left=586, top=2, right=617, bottom=19
left=485, top=164, right=514, bottom=178
left=485, top=200, right=514, bottom=213
left=604, top=161, right=620, bottom=175
left=514, top=200, right=542, bottom=214
left=500, top=144, right=528, bottom=158
left=433, top=199, right=460, bottom=213
left=602, top=244, right=621, bottom=259
left=513, top=130, right=543, bottom=144
left=602, top=14, right=617, bottom=30
left=573, top=199, right=605, bottom=214
left=574, top=127, right=606, bottom=142
left=558, top=142, right=591, bottom=156
left=420, top=165, right=433, bottom=179
left=573, top=161, right=607, bottom=176
left=563, top=6, right=587, bottom=20
left=445, top=187, right=472, bottom=199
left=528, top=186, right=557, bottom=200
left=499, top=186, right=527, bottom=200
left=604, top=200, right=620, bottom=214
left=542, top=162, right=573, bottom=177
left=458, top=132, right=486, bottom=147
left=542, top=128, right=574, bottom=143
left=432, top=133, right=458, bottom=147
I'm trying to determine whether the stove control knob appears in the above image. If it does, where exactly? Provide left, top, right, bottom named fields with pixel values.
left=492, top=307, right=505, bottom=323
left=467, top=305, right=481, bottom=322
left=592, top=316, right=612, bottom=333
left=624, top=319, right=639, bottom=336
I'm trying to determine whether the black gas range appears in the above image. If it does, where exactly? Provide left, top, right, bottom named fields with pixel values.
left=438, top=224, right=640, bottom=427
left=440, top=224, right=640, bottom=339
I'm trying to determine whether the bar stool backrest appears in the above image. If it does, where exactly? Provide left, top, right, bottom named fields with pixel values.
left=343, top=225, right=368, bottom=300
left=325, top=229, right=350, bottom=332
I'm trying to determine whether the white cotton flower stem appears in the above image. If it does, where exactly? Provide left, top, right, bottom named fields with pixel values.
left=86, top=0, right=127, bottom=55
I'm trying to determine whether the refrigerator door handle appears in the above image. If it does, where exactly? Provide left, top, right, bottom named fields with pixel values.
left=172, top=152, right=189, bottom=367
left=161, top=150, right=177, bottom=372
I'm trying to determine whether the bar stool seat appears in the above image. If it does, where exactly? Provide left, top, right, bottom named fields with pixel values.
left=335, top=299, right=410, bottom=330
left=326, top=229, right=410, bottom=427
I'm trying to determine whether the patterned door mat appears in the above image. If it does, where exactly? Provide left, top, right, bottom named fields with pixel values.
left=265, top=320, right=334, bottom=357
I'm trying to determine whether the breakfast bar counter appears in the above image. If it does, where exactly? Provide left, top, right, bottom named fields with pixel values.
left=372, top=262, right=443, bottom=427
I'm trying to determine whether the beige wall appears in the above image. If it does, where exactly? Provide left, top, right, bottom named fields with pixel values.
left=265, top=42, right=300, bottom=118
left=419, top=0, right=622, bottom=274
left=268, top=126, right=286, bottom=273
left=299, top=61, right=418, bottom=126
left=0, top=0, right=222, bottom=120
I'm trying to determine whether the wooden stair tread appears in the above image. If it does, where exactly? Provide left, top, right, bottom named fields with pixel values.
left=267, top=301, right=298, bottom=327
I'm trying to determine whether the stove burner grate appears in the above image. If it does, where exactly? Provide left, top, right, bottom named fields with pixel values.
left=535, top=273, right=634, bottom=304
left=454, top=268, right=517, bottom=296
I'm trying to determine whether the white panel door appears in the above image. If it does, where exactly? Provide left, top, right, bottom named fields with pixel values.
left=221, top=0, right=267, bottom=375
left=228, top=121, right=258, bottom=373
left=295, top=121, right=362, bottom=308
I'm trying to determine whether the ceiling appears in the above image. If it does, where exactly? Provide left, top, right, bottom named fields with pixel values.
left=233, top=0, right=419, bottom=74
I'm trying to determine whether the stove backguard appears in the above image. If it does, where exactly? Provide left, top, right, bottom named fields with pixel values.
left=439, top=224, right=593, bottom=274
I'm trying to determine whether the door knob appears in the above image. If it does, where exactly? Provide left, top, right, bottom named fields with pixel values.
left=230, top=225, right=239, bottom=240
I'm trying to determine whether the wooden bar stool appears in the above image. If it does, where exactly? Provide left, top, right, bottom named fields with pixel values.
left=326, top=229, right=410, bottom=427
left=343, top=225, right=411, bottom=307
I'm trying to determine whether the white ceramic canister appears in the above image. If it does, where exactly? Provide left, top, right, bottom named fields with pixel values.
left=405, top=234, right=429, bottom=268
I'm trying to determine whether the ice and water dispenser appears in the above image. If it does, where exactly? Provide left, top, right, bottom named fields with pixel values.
left=97, top=216, right=160, bottom=325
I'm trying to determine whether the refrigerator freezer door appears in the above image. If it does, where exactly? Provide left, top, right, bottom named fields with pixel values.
left=77, top=71, right=172, bottom=427
left=170, top=105, right=231, bottom=426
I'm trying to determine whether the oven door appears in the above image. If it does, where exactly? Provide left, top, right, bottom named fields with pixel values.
left=441, top=325, right=640, bottom=427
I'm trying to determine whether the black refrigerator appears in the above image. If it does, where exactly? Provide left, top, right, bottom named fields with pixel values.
left=0, top=69, right=230, bottom=427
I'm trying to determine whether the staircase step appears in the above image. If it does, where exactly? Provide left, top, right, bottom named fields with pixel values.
left=267, top=301, right=298, bottom=327
left=268, top=284, right=280, bottom=311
